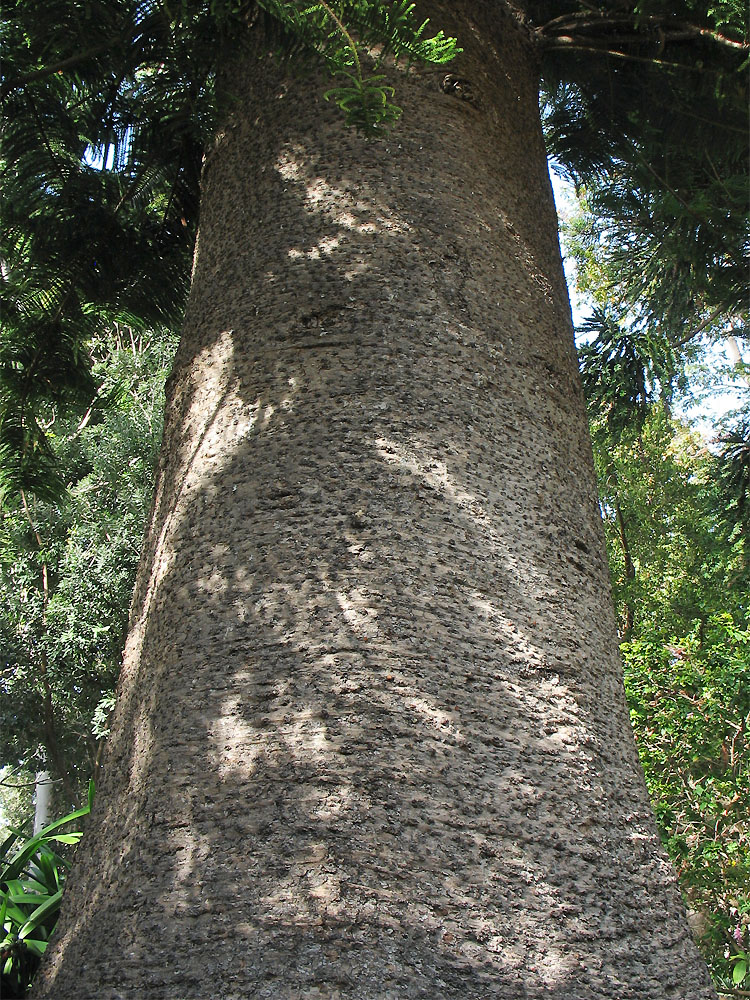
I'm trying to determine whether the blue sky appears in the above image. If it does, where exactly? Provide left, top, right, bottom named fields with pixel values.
left=549, top=169, right=746, bottom=436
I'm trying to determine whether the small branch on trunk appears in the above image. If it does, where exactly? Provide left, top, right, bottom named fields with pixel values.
left=0, top=775, right=63, bottom=789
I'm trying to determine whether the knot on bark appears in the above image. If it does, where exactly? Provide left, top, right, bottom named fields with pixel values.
left=440, top=74, right=475, bottom=101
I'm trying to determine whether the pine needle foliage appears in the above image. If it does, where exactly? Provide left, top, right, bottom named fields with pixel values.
left=539, top=0, right=749, bottom=337
left=256, top=1, right=458, bottom=127
left=577, top=305, right=678, bottom=437
left=716, top=421, right=750, bottom=536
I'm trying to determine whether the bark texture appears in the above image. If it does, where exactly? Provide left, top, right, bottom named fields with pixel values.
left=35, top=3, right=716, bottom=997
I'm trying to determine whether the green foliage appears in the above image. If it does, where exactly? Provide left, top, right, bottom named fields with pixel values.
left=623, top=619, right=750, bottom=989
left=591, top=409, right=744, bottom=637
left=0, top=782, right=93, bottom=998
left=716, top=419, right=750, bottom=536
left=1, top=0, right=205, bottom=499
left=325, top=72, right=400, bottom=131
left=0, top=332, right=176, bottom=799
left=577, top=305, right=677, bottom=436
left=541, top=0, right=749, bottom=339
left=257, top=1, right=458, bottom=129
left=582, top=307, right=749, bottom=990
left=561, top=177, right=748, bottom=356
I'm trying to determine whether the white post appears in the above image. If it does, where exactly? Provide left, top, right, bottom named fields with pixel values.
left=33, top=770, right=52, bottom=834
left=726, top=335, right=743, bottom=365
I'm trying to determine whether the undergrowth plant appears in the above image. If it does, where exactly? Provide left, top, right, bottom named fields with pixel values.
left=0, top=782, right=93, bottom=998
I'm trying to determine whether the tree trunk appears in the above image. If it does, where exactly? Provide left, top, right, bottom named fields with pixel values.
left=33, top=771, right=52, bottom=834
left=35, top=4, right=715, bottom=997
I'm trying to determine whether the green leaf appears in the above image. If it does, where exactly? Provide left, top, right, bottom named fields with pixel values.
left=18, top=889, right=62, bottom=940
left=1, top=798, right=91, bottom=883
left=47, top=833, right=84, bottom=845
left=1, top=898, right=31, bottom=929
left=36, top=797, right=92, bottom=838
left=5, top=889, right=51, bottom=906
left=733, top=960, right=748, bottom=984
left=0, top=827, right=23, bottom=864
left=30, top=852, right=58, bottom=893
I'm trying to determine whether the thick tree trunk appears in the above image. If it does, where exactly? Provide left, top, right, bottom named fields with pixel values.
left=35, top=3, right=715, bottom=997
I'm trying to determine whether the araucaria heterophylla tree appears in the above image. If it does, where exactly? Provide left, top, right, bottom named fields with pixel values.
left=1, top=1, right=747, bottom=997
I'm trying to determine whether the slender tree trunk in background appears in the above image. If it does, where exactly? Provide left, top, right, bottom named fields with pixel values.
left=615, top=498, right=636, bottom=638
left=20, top=490, right=76, bottom=807
left=33, top=771, right=52, bottom=834
left=35, top=3, right=715, bottom=997
left=726, top=334, right=743, bottom=366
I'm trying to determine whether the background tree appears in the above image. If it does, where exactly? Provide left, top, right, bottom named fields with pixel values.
left=0, top=330, right=175, bottom=817
left=585, top=403, right=750, bottom=991
left=717, top=418, right=750, bottom=545
left=560, top=166, right=749, bottom=990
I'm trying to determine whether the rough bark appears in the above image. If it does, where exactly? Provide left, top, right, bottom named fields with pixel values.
left=35, top=3, right=716, bottom=997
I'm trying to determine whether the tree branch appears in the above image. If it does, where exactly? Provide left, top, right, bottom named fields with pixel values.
left=536, top=12, right=748, bottom=53
left=0, top=38, right=123, bottom=101
left=0, top=775, right=63, bottom=789
left=673, top=304, right=727, bottom=347
left=540, top=36, right=706, bottom=71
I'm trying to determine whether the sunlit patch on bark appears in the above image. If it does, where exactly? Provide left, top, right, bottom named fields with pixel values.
left=275, top=143, right=410, bottom=236
left=288, top=234, right=343, bottom=260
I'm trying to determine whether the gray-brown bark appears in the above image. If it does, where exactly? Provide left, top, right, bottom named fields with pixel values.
left=35, top=3, right=716, bottom=997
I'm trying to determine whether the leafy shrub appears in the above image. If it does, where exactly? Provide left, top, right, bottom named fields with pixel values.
left=0, top=783, right=93, bottom=997
left=0, top=334, right=176, bottom=809
left=623, top=616, right=750, bottom=989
